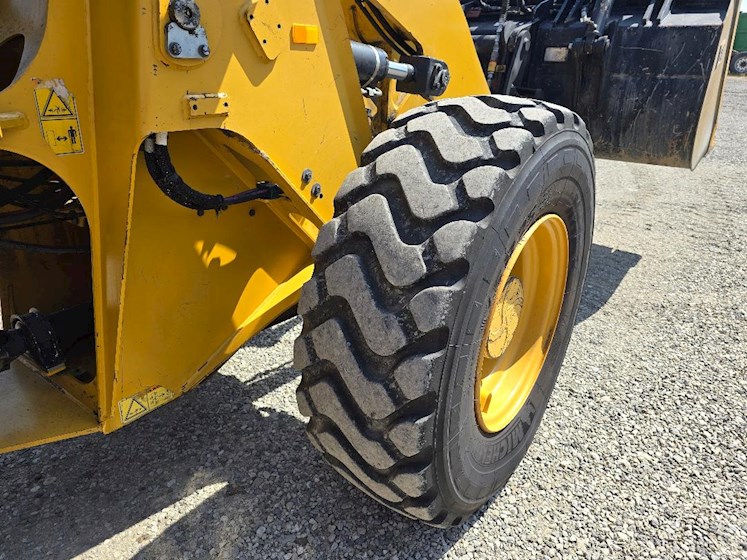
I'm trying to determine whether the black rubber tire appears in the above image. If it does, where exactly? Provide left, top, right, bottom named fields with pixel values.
left=730, top=51, right=747, bottom=75
left=294, top=95, right=595, bottom=527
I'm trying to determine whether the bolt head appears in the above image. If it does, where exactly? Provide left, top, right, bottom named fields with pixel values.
left=301, top=169, right=313, bottom=183
left=431, top=67, right=450, bottom=95
left=198, top=44, right=210, bottom=57
left=310, top=183, right=322, bottom=197
left=169, top=0, right=201, bottom=31
left=168, top=42, right=182, bottom=56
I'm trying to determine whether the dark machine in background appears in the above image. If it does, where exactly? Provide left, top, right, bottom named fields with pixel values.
left=462, top=0, right=738, bottom=169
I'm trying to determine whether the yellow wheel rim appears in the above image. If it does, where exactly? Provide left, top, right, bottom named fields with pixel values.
left=476, top=214, right=569, bottom=434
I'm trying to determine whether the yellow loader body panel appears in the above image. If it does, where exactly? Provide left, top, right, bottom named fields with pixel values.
left=0, top=0, right=487, bottom=452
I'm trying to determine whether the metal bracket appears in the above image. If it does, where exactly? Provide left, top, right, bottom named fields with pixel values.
left=395, top=56, right=451, bottom=98
left=185, top=93, right=230, bottom=118
left=245, top=0, right=285, bottom=61
left=165, top=0, right=210, bottom=60
left=166, top=22, right=210, bottom=60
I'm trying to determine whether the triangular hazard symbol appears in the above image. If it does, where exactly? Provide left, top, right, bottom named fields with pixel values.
left=124, top=398, right=148, bottom=421
left=42, top=91, right=74, bottom=118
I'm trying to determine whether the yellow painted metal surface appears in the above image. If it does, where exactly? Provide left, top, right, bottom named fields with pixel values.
left=0, top=360, right=99, bottom=454
left=0, top=0, right=488, bottom=450
left=0, top=111, right=27, bottom=138
left=476, top=215, right=569, bottom=434
left=246, top=0, right=285, bottom=60
left=340, top=0, right=489, bottom=130
left=0, top=3, right=102, bottom=443
left=371, top=0, right=490, bottom=112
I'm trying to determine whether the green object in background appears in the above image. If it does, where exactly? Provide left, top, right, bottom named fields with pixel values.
left=731, top=11, right=747, bottom=75
left=735, top=11, right=747, bottom=52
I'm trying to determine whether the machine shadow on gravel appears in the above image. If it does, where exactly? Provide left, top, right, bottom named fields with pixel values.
left=576, top=244, right=641, bottom=324
left=132, top=372, right=473, bottom=559
left=0, top=355, right=471, bottom=560
left=0, top=244, right=638, bottom=560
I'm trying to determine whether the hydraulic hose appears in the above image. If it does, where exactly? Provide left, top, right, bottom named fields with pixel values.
left=142, top=133, right=282, bottom=215
left=143, top=133, right=226, bottom=212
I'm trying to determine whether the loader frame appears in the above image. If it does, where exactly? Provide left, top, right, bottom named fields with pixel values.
left=0, top=0, right=486, bottom=452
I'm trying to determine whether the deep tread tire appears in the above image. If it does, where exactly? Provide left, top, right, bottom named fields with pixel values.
left=295, top=95, right=595, bottom=527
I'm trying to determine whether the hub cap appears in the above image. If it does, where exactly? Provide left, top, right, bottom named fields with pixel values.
left=476, top=214, right=569, bottom=433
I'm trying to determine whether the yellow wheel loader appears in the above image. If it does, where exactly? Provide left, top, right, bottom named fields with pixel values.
left=0, top=0, right=737, bottom=526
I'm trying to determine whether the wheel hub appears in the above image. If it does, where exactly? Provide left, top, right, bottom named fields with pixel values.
left=476, top=214, right=569, bottom=434
left=485, top=276, right=524, bottom=359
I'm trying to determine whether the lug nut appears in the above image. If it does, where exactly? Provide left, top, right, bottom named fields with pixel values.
left=301, top=169, right=313, bottom=183
left=311, top=183, right=323, bottom=198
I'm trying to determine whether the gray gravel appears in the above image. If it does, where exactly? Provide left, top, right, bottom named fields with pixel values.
left=1, top=79, right=746, bottom=560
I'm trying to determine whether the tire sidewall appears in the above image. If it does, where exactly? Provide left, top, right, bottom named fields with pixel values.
left=732, top=52, right=747, bottom=74
left=434, top=130, right=596, bottom=515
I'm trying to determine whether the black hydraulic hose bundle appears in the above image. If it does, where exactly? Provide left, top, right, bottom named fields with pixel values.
left=143, top=133, right=227, bottom=213
left=142, top=133, right=282, bottom=215
left=0, top=239, right=89, bottom=254
left=0, top=156, right=88, bottom=253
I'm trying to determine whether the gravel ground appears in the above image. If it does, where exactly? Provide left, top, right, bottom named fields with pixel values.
left=1, top=79, right=745, bottom=560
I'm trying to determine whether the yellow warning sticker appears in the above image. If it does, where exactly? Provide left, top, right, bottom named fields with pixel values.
left=40, top=90, right=74, bottom=118
left=118, top=386, right=175, bottom=425
left=33, top=83, right=84, bottom=156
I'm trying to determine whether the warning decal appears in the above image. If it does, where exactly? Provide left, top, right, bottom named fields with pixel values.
left=41, top=90, right=74, bottom=118
left=33, top=81, right=84, bottom=156
left=118, top=386, right=175, bottom=425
